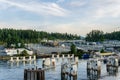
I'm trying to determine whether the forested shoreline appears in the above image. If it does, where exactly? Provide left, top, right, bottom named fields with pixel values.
left=0, top=28, right=80, bottom=47
left=86, top=30, right=120, bottom=42
left=1, top=28, right=120, bottom=47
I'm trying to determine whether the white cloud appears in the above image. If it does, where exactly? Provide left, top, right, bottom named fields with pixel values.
left=69, top=1, right=87, bottom=7
left=90, top=0, right=120, bottom=18
left=0, top=0, right=68, bottom=17
left=66, top=0, right=120, bottom=19
left=56, top=0, right=64, bottom=3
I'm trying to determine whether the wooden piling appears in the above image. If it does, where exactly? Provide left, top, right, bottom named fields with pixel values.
left=24, top=68, right=45, bottom=80
left=87, top=60, right=101, bottom=80
left=75, top=57, right=78, bottom=65
left=62, top=54, right=64, bottom=58
left=51, top=58, right=56, bottom=66
left=61, top=63, right=77, bottom=80
left=10, top=57, right=14, bottom=62
left=106, top=57, right=119, bottom=75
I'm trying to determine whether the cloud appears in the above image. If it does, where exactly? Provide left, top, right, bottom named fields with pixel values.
left=56, top=0, right=65, bottom=3
left=90, top=0, right=120, bottom=18
left=69, top=1, right=87, bottom=7
left=0, top=0, right=68, bottom=17
left=66, top=0, right=120, bottom=19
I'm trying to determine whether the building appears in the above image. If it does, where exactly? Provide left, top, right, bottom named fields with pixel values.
left=5, top=48, right=33, bottom=56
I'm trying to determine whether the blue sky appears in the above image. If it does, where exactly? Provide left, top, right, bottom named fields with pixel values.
left=0, top=0, right=120, bottom=36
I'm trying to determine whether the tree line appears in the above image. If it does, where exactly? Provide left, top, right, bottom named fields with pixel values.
left=86, top=30, right=120, bottom=42
left=0, top=28, right=80, bottom=47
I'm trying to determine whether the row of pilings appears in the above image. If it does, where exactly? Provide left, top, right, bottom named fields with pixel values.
left=87, top=59, right=101, bottom=80
left=23, top=55, right=120, bottom=80
left=87, top=56, right=119, bottom=80
left=24, top=54, right=79, bottom=80
left=106, top=56, right=119, bottom=75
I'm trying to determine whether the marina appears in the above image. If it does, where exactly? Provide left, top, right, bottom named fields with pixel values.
left=0, top=0, right=120, bottom=79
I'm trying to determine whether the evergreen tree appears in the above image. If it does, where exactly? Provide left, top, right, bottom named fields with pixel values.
left=86, top=30, right=104, bottom=42
left=70, top=43, right=77, bottom=54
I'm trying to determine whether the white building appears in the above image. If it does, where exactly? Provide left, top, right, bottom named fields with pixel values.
left=5, top=48, right=33, bottom=56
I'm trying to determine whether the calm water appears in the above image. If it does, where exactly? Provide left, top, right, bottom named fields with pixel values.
left=0, top=58, right=120, bottom=80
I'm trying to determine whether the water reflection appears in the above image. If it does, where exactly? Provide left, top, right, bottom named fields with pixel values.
left=0, top=58, right=120, bottom=80
left=7, top=60, right=37, bottom=68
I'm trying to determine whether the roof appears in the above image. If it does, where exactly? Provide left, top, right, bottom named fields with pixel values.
left=100, top=53, right=114, bottom=56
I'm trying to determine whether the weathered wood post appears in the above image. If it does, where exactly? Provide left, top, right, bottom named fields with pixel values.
left=68, top=54, right=70, bottom=62
left=57, top=54, right=59, bottom=59
left=93, top=60, right=101, bottom=78
left=10, top=57, right=14, bottom=62
left=70, top=54, right=74, bottom=61
left=106, top=57, right=119, bottom=75
left=90, top=60, right=94, bottom=79
left=51, top=58, right=56, bottom=66
left=23, top=56, right=26, bottom=61
left=56, top=54, right=59, bottom=61
left=110, top=57, right=118, bottom=75
left=24, top=69, right=27, bottom=80
left=87, top=60, right=91, bottom=78
left=61, top=63, right=67, bottom=80
left=43, top=58, right=51, bottom=67
left=68, top=54, right=70, bottom=58
left=87, top=59, right=101, bottom=80
left=16, top=57, right=19, bottom=62
left=114, top=58, right=119, bottom=73
left=61, top=62, right=78, bottom=80
left=106, top=59, right=110, bottom=73
left=34, top=56, right=36, bottom=60
left=62, top=54, right=65, bottom=62
left=42, top=58, right=45, bottom=68
left=24, top=68, right=45, bottom=80
left=71, top=54, right=74, bottom=58
left=70, top=64, right=77, bottom=80
left=62, top=54, right=64, bottom=59
left=75, top=57, right=79, bottom=65
left=52, top=54, right=54, bottom=58
left=38, top=68, right=45, bottom=80
left=98, top=60, right=101, bottom=78
left=29, top=56, right=32, bottom=61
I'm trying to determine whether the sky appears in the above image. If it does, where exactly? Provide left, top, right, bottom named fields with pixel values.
left=0, top=0, right=120, bottom=36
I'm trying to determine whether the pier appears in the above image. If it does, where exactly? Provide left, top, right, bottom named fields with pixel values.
left=9, top=56, right=36, bottom=62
